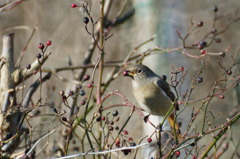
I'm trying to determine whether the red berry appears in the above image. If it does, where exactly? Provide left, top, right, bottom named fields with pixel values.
left=179, top=67, right=184, bottom=72
left=87, top=83, right=93, bottom=88
left=62, top=95, right=67, bottom=100
left=115, top=140, right=120, bottom=147
left=128, top=137, right=133, bottom=141
left=46, top=40, right=52, bottom=46
left=201, top=50, right=207, bottom=55
left=192, top=155, right=197, bottom=159
left=198, top=44, right=204, bottom=49
left=101, top=116, right=106, bottom=121
left=215, top=37, right=221, bottom=43
left=59, top=90, right=65, bottom=96
left=175, top=150, right=181, bottom=158
left=147, top=138, right=152, bottom=143
left=38, top=43, right=44, bottom=50
left=219, top=95, right=225, bottom=99
left=68, top=90, right=74, bottom=96
left=71, top=4, right=78, bottom=8
left=115, top=142, right=120, bottom=148
left=178, top=101, right=183, bottom=105
left=227, top=70, right=232, bottom=75
left=62, top=116, right=68, bottom=122
left=198, top=41, right=207, bottom=49
left=110, top=121, right=114, bottom=125
left=108, top=126, right=114, bottom=131
left=81, top=99, right=86, bottom=105
left=115, top=117, right=120, bottom=122
left=123, top=70, right=129, bottom=76
left=211, top=28, right=217, bottom=34
left=197, top=21, right=204, bottom=27
left=83, top=75, right=90, bottom=81
left=223, top=143, right=228, bottom=150
left=123, top=130, right=128, bottom=135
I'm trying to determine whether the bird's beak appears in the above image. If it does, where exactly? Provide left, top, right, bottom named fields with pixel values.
left=123, top=70, right=135, bottom=77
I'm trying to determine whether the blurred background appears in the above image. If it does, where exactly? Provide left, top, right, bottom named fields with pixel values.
left=0, top=0, right=240, bottom=158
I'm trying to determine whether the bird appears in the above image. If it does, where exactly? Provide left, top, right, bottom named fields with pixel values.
left=123, top=64, right=181, bottom=140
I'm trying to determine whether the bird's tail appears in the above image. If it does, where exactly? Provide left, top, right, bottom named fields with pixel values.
left=167, top=113, right=182, bottom=141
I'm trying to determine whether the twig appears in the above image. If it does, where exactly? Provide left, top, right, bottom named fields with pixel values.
left=15, top=25, right=37, bottom=68
left=51, top=142, right=149, bottom=159
left=22, top=73, right=51, bottom=108
left=0, top=0, right=24, bottom=12
left=13, top=52, right=51, bottom=85
left=15, top=129, right=56, bottom=159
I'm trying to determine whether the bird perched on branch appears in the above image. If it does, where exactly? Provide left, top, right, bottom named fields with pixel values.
left=123, top=64, right=181, bottom=140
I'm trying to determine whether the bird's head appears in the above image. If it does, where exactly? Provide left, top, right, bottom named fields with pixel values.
left=123, top=64, right=155, bottom=81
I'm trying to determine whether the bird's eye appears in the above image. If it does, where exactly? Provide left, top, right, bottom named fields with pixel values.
left=137, top=69, right=143, bottom=73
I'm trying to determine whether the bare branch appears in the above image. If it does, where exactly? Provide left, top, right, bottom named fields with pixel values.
left=12, top=53, right=50, bottom=86
left=22, top=73, right=51, bottom=108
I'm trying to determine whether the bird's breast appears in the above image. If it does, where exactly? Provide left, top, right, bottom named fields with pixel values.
left=132, top=81, right=172, bottom=116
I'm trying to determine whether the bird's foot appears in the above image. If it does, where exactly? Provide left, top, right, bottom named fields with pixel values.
left=143, top=114, right=150, bottom=123
left=157, top=124, right=163, bottom=132
left=143, top=114, right=157, bottom=128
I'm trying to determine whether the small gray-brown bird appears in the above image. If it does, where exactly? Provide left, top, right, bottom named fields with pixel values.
left=123, top=64, right=181, bottom=139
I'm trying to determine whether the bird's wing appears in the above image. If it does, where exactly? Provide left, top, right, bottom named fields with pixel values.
left=155, top=78, right=179, bottom=110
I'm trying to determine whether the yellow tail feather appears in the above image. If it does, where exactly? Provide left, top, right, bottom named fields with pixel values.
left=167, top=113, right=182, bottom=141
